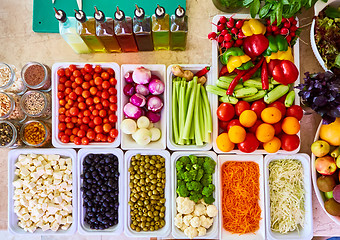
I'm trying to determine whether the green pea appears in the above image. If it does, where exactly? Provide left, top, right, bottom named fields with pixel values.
left=131, top=197, right=137, bottom=202
left=135, top=174, right=140, bottom=179
left=151, top=179, right=157, bottom=184
left=160, top=198, right=166, bottom=204
left=143, top=227, right=149, bottom=231
left=147, top=217, right=151, bottom=222
left=156, top=164, right=161, bottom=169
left=154, top=211, right=159, bottom=216
left=148, top=211, right=154, bottom=218
left=150, top=159, right=155, bottom=165
left=131, top=224, right=136, bottom=230
left=135, top=227, right=141, bottom=232
left=160, top=206, right=165, bottom=212
left=135, top=154, right=141, bottom=160
left=150, top=226, right=154, bottom=231
left=154, top=216, right=159, bottom=221
left=159, top=212, right=165, bottom=218
left=154, top=225, right=159, bottom=230
left=160, top=220, right=165, bottom=226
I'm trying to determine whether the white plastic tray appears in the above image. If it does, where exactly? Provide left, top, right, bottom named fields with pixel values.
left=51, top=62, right=121, bottom=148
left=311, top=121, right=340, bottom=225
left=77, top=148, right=124, bottom=235
left=264, top=154, right=313, bottom=240
left=171, top=151, right=219, bottom=239
left=218, top=154, right=265, bottom=240
left=124, top=150, right=171, bottom=237
left=120, top=64, right=167, bottom=150
left=166, top=65, right=214, bottom=151
left=8, top=148, right=77, bottom=235
left=211, top=14, right=301, bottom=154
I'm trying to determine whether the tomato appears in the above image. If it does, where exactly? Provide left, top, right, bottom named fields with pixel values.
left=273, top=121, right=282, bottom=135
left=107, top=68, right=115, bottom=76
left=90, top=87, right=98, bottom=95
left=64, top=68, right=71, bottom=77
left=74, top=137, right=81, bottom=145
left=103, top=123, right=112, bottom=133
left=101, top=72, right=110, bottom=80
left=70, top=135, right=75, bottom=142
left=110, top=129, right=118, bottom=138
left=102, top=100, right=109, bottom=108
left=281, top=134, right=300, bottom=151
left=107, top=136, right=115, bottom=143
left=65, top=128, right=72, bottom=136
left=57, top=92, right=64, bottom=99
left=95, top=103, right=103, bottom=110
left=60, top=134, right=69, bottom=143
left=227, top=119, right=242, bottom=131
left=69, top=64, right=77, bottom=72
left=84, top=64, right=93, bottom=73
left=70, top=76, right=75, bottom=82
left=70, top=107, right=79, bottom=116
left=94, top=125, right=103, bottom=133
left=94, top=116, right=102, bottom=125
left=101, top=91, right=109, bottom=99
left=80, top=68, right=86, bottom=76
left=59, top=76, right=67, bottom=84
left=58, top=83, right=65, bottom=92
left=235, top=101, right=250, bottom=116
left=109, top=78, right=117, bottom=86
left=108, top=87, right=117, bottom=95
left=65, top=116, right=71, bottom=122
left=69, top=92, right=77, bottom=100
left=96, top=90, right=102, bottom=97
left=58, top=123, right=66, bottom=131
left=109, top=95, right=117, bottom=103
left=93, top=96, right=100, bottom=104
left=269, top=101, right=286, bottom=117
left=94, top=77, right=103, bottom=86
left=102, top=81, right=110, bottom=89
left=82, top=82, right=91, bottom=90
left=83, top=110, right=91, bottom=117
left=251, top=100, right=266, bottom=119
left=103, top=118, right=109, bottom=124
left=109, top=103, right=117, bottom=111
left=92, top=109, right=99, bottom=116
left=99, top=109, right=107, bottom=118
left=217, top=103, right=235, bottom=122
left=85, top=98, right=93, bottom=106
left=65, top=88, right=72, bottom=95
left=57, top=68, right=65, bottom=77
left=108, top=114, right=117, bottom=123
left=248, top=119, right=263, bottom=133
left=86, top=130, right=96, bottom=140
left=286, top=105, right=303, bottom=121
left=59, top=107, right=66, bottom=114
left=73, top=70, right=81, bottom=77
left=82, top=90, right=90, bottom=99
left=238, top=133, right=260, bottom=153
left=66, top=122, right=74, bottom=129
left=82, top=116, right=90, bottom=124
left=75, top=77, right=83, bottom=85
left=58, top=132, right=64, bottom=139
left=59, top=114, right=66, bottom=122
left=84, top=74, right=92, bottom=81
left=94, top=65, right=102, bottom=73
left=77, top=129, right=86, bottom=138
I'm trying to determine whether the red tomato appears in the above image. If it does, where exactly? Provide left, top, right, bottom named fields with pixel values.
left=65, top=129, right=72, bottom=136
left=82, top=116, right=90, bottom=124
left=101, top=72, right=110, bottom=80
left=73, top=70, right=81, bottom=78
left=72, top=128, right=80, bottom=135
left=64, top=68, right=71, bottom=77
left=217, top=103, right=234, bottom=122
left=107, top=68, right=115, bottom=76
left=57, top=68, right=65, bottom=77
left=74, top=87, right=82, bottom=96
left=286, top=105, right=303, bottom=121
left=94, top=77, right=103, bottom=86
left=109, top=78, right=117, bottom=86
left=66, top=122, right=74, bottom=129
left=77, top=129, right=86, bottom=138
left=59, top=114, right=66, bottom=122
left=238, top=133, right=260, bottom=153
left=269, top=101, right=286, bottom=117
left=109, top=103, right=117, bottom=111
left=94, top=116, right=102, bottom=125
left=95, top=103, right=103, bottom=110
left=74, top=137, right=81, bottom=145
left=107, top=136, right=115, bottom=143
left=58, top=83, right=65, bottom=92
left=85, top=98, right=93, bottom=106
left=82, top=82, right=91, bottom=89
left=99, top=110, right=107, bottom=118
left=109, top=95, right=117, bottom=103
left=58, top=123, right=66, bottom=131
left=94, top=125, right=103, bottom=133
left=58, top=132, right=64, bottom=139
left=70, top=107, right=79, bottom=116
left=273, top=121, right=282, bottom=135
left=59, top=76, right=67, bottom=84
left=251, top=100, right=266, bottom=119
left=102, top=100, right=109, bottom=108
left=248, top=119, right=263, bottom=133
left=70, top=135, right=75, bottom=142
left=60, top=135, right=70, bottom=143
left=94, top=65, right=102, bottom=73
left=101, top=91, right=109, bottom=99
left=281, top=134, right=300, bottom=151
left=108, top=114, right=117, bottom=123
left=86, top=130, right=96, bottom=140
left=103, top=123, right=112, bottom=133
left=102, top=81, right=110, bottom=89
left=59, top=107, right=66, bottom=114
left=108, top=87, right=117, bottom=95
left=84, top=64, right=93, bottom=73
left=78, top=102, right=86, bottom=110
left=83, top=110, right=91, bottom=117
left=227, top=119, right=242, bottom=131
left=69, top=64, right=77, bottom=72
left=82, top=90, right=91, bottom=99
left=69, top=92, right=77, bottom=100
left=235, top=101, right=250, bottom=116
left=77, top=96, right=84, bottom=102
left=110, top=129, right=118, bottom=138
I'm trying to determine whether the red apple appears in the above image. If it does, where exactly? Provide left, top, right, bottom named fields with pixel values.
left=315, top=156, right=338, bottom=176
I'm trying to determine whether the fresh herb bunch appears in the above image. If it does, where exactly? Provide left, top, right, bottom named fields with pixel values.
left=243, top=0, right=328, bottom=25
left=296, top=71, right=340, bottom=124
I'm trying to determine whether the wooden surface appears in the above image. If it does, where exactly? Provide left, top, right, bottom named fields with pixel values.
left=0, top=0, right=340, bottom=237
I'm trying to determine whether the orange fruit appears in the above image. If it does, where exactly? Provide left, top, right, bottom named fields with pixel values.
left=263, top=137, right=281, bottom=153
left=282, top=116, right=300, bottom=135
left=261, top=107, right=282, bottom=124
left=228, top=125, right=246, bottom=143
left=216, top=132, right=234, bottom=152
left=239, top=110, right=257, bottom=127
left=255, top=123, right=275, bottom=143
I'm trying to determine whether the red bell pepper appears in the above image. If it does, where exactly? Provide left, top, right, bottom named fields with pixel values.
left=271, top=60, right=299, bottom=85
left=261, top=60, right=269, bottom=90
left=242, top=34, right=269, bottom=58
left=267, top=59, right=281, bottom=77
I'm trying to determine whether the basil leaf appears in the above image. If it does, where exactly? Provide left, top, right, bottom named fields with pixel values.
left=259, top=3, right=273, bottom=18
left=276, top=2, right=283, bottom=25
left=250, top=0, right=261, bottom=18
left=243, top=0, right=254, bottom=7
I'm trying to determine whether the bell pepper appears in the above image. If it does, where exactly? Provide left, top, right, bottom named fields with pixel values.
left=237, top=61, right=254, bottom=70
left=263, top=35, right=288, bottom=56
left=227, top=55, right=251, bottom=73
left=220, top=47, right=245, bottom=65
left=265, top=47, right=294, bottom=63
left=241, top=19, right=266, bottom=37
left=271, top=60, right=299, bottom=85
left=243, top=34, right=269, bottom=58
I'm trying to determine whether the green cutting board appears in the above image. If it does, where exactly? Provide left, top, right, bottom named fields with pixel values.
left=33, top=0, right=186, bottom=33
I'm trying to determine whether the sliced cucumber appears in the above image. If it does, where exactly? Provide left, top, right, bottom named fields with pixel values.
left=206, top=85, right=228, bottom=97
left=219, top=96, right=239, bottom=104
left=264, top=85, right=289, bottom=104
left=242, top=90, right=266, bottom=102
left=284, top=90, right=296, bottom=107
left=243, top=80, right=274, bottom=90
left=216, top=80, right=243, bottom=90
left=219, top=75, right=236, bottom=83
left=234, top=87, right=258, bottom=98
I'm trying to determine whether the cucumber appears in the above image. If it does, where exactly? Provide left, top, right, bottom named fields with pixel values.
left=243, top=80, right=274, bottom=90
left=271, top=79, right=281, bottom=85
left=219, top=96, right=239, bottom=104
left=264, top=85, right=289, bottom=104
left=242, top=90, right=266, bottom=102
left=234, top=87, right=258, bottom=98
left=206, top=85, right=228, bottom=97
left=219, top=75, right=236, bottom=83
left=216, top=80, right=243, bottom=90
left=284, top=90, right=295, bottom=107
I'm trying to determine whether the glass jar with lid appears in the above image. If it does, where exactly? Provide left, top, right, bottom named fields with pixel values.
left=21, top=62, right=51, bottom=91
left=20, top=120, right=51, bottom=147
left=0, top=120, right=22, bottom=148
left=20, top=90, right=51, bottom=120
left=0, top=92, right=26, bottom=122
left=0, top=63, right=26, bottom=95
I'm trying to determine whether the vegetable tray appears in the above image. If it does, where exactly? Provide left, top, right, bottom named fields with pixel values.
left=211, top=14, right=301, bottom=155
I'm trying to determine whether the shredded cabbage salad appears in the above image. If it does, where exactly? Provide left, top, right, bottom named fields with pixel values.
left=269, top=159, right=305, bottom=234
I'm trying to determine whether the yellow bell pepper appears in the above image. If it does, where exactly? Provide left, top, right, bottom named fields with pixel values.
left=241, top=19, right=266, bottom=36
left=265, top=47, right=294, bottom=63
left=227, top=55, right=251, bottom=73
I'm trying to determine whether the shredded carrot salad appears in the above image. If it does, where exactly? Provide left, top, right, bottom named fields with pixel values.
left=221, top=161, right=261, bottom=234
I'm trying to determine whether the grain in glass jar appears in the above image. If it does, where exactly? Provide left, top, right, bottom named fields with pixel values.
left=21, top=62, right=51, bottom=91
left=20, top=90, right=51, bottom=119
left=0, top=92, right=26, bottom=121
left=20, top=120, right=51, bottom=147
left=0, top=63, right=26, bottom=95
left=0, top=120, right=22, bottom=148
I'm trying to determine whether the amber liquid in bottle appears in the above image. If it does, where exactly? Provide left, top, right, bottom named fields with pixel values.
left=133, top=5, right=154, bottom=51
left=114, top=8, right=138, bottom=52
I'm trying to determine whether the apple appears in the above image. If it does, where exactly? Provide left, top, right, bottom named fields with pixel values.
left=311, top=140, right=331, bottom=157
left=337, top=155, right=340, bottom=169
left=315, top=156, right=337, bottom=176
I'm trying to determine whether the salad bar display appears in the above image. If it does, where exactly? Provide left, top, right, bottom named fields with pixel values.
left=3, top=0, right=340, bottom=238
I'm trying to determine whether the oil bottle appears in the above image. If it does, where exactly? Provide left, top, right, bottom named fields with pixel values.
left=75, top=9, right=106, bottom=52
left=170, top=5, right=188, bottom=51
left=54, top=8, right=91, bottom=54
left=152, top=5, right=170, bottom=50
left=94, top=7, right=121, bottom=52
left=133, top=5, right=154, bottom=51
left=114, top=7, right=138, bottom=52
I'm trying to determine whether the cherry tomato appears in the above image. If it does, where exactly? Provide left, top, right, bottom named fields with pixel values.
left=95, top=103, right=103, bottom=110
left=217, top=103, right=235, bottom=122
left=269, top=101, right=286, bottom=117
left=86, top=130, right=96, bottom=140
left=74, top=86, right=83, bottom=95
left=82, top=116, right=90, bottom=124
left=108, top=114, right=117, bottom=123
left=57, top=92, right=64, bottom=99
left=251, top=100, right=267, bottom=119
left=109, top=78, right=117, bottom=86
left=71, top=82, right=78, bottom=89
left=59, top=114, right=66, bottom=122
left=89, top=80, right=95, bottom=86
left=74, top=137, right=81, bottom=145
left=64, top=68, right=71, bottom=77
left=103, top=118, right=109, bottom=124
left=66, top=122, right=74, bottom=129
left=80, top=68, right=86, bottom=76
left=65, top=129, right=72, bottom=136
left=109, top=95, right=117, bottom=103
left=96, top=90, right=102, bottom=97
left=273, top=121, right=282, bottom=135
left=58, top=132, right=64, bottom=139
left=88, top=121, right=95, bottom=129
left=77, top=96, right=85, bottom=102
left=94, top=116, right=102, bottom=125
left=70, top=107, right=79, bottom=116
left=70, top=135, right=75, bottom=142
left=67, top=99, right=74, bottom=106
left=69, top=64, right=77, bottom=72
left=59, top=76, right=67, bottom=84
left=83, top=110, right=91, bottom=117
left=82, top=82, right=91, bottom=90
left=248, top=120, right=263, bottom=133
left=84, top=74, right=92, bottom=81
left=93, top=96, right=100, bottom=104
left=84, top=64, right=93, bottom=73
left=80, top=124, right=89, bottom=131
left=227, top=119, right=242, bottom=131
left=70, top=76, right=75, bottom=82
left=78, top=111, right=84, bottom=118
left=109, top=129, right=118, bottom=138
left=103, top=123, right=112, bottom=133
left=65, top=80, right=72, bottom=88
left=109, top=103, right=117, bottom=111
left=59, top=107, right=66, bottom=114
left=69, top=92, right=77, bottom=100
left=75, top=77, right=83, bottom=85
left=281, top=134, right=300, bottom=151
left=107, top=68, right=114, bottom=76
left=101, top=72, right=110, bottom=80
left=65, top=116, right=71, bottom=122
left=94, top=65, right=102, bottom=73
left=102, top=81, right=110, bottom=89
left=101, top=91, right=109, bottom=99
left=82, top=90, right=91, bottom=99
left=92, top=109, right=99, bottom=116
left=107, top=136, right=115, bottom=143
left=219, top=120, right=229, bottom=131
left=58, top=123, right=66, bottom=131
left=108, top=87, right=117, bottom=95
left=101, top=100, right=109, bottom=108
left=78, top=102, right=86, bottom=110
left=65, top=88, right=72, bottom=95
left=73, top=70, right=81, bottom=78
left=286, top=105, right=303, bottom=121
left=99, top=109, right=107, bottom=118
left=235, top=101, right=250, bottom=116
left=94, top=125, right=103, bottom=133
left=94, top=77, right=103, bottom=86
left=72, top=128, right=80, bottom=135
left=85, top=98, right=93, bottom=106
left=77, top=129, right=86, bottom=138
left=90, top=87, right=98, bottom=95
left=57, top=68, right=65, bottom=77
left=58, top=83, right=65, bottom=91
left=238, top=133, right=260, bottom=153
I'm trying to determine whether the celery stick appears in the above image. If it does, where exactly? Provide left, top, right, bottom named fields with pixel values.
left=199, top=92, right=205, bottom=143
left=178, top=81, right=184, bottom=144
left=172, top=80, right=179, bottom=144
left=181, top=77, right=198, bottom=140
left=182, top=80, right=188, bottom=118
left=194, top=82, right=203, bottom=146
left=201, top=85, right=212, bottom=133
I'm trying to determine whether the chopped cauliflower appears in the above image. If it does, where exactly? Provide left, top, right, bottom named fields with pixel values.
left=183, top=214, right=193, bottom=226
left=197, top=226, right=207, bottom=236
left=177, top=197, right=195, bottom=214
left=206, top=205, right=218, bottom=218
left=194, top=203, right=206, bottom=216
left=200, top=215, right=213, bottom=229
left=176, top=196, right=185, bottom=206
left=184, top=226, right=198, bottom=239
left=174, top=213, right=183, bottom=229
left=190, top=216, right=200, bottom=228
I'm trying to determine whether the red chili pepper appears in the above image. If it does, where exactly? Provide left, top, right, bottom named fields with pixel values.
left=241, top=57, right=264, bottom=82
left=219, top=65, right=228, bottom=77
left=261, top=60, right=269, bottom=90
left=226, top=71, right=247, bottom=95
left=195, top=66, right=210, bottom=77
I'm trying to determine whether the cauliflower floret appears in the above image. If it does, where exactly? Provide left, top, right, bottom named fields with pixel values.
left=174, top=213, right=183, bottom=229
left=200, top=215, right=213, bottom=229
left=176, top=196, right=185, bottom=206
left=184, top=226, right=198, bottom=239
left=194, top=203, right=206, bottom=216
left=183, top=214, right=193, bottom=226
left=190, top=216, right=200, bottom=228
left=177, top=197, right=195, bottom=214
left=197, top=226, right=207, bottom=236
left=206, top=204, right=218, bottom=218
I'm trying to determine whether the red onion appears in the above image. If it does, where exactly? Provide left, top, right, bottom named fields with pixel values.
left=123, top=83, right=135, bottom=96
left=148, top=79, right=165, bottom=95
left=147, top=96, right=163, bottom=112
left=135, top=84, right=150, bottom=96
left=124, top=72, right=134, bottom=83
left=146, top=111, right=161, bottom=123
left=130, top=93, right=146, bottom=107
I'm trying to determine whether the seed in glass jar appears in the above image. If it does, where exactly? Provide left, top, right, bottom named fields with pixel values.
left=0, top=93, right=10, bottom=117
left=23, top=122, right=46, bottom=145
left=0, top=66, right=11, bottom=87
left=23, top=92, right=45, bottom=115
left=0, top=122, right=13, bottom=146
left=24, top=64, right=45, bottom=86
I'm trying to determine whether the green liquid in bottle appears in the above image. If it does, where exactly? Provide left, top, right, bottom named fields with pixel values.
left=170, top=31, right=187, bottom=51
left=78, top=18, right=106, bottom=53
left=152, top=11, right=169, bottom=50
left=170, top=7, right=188, bottom=51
